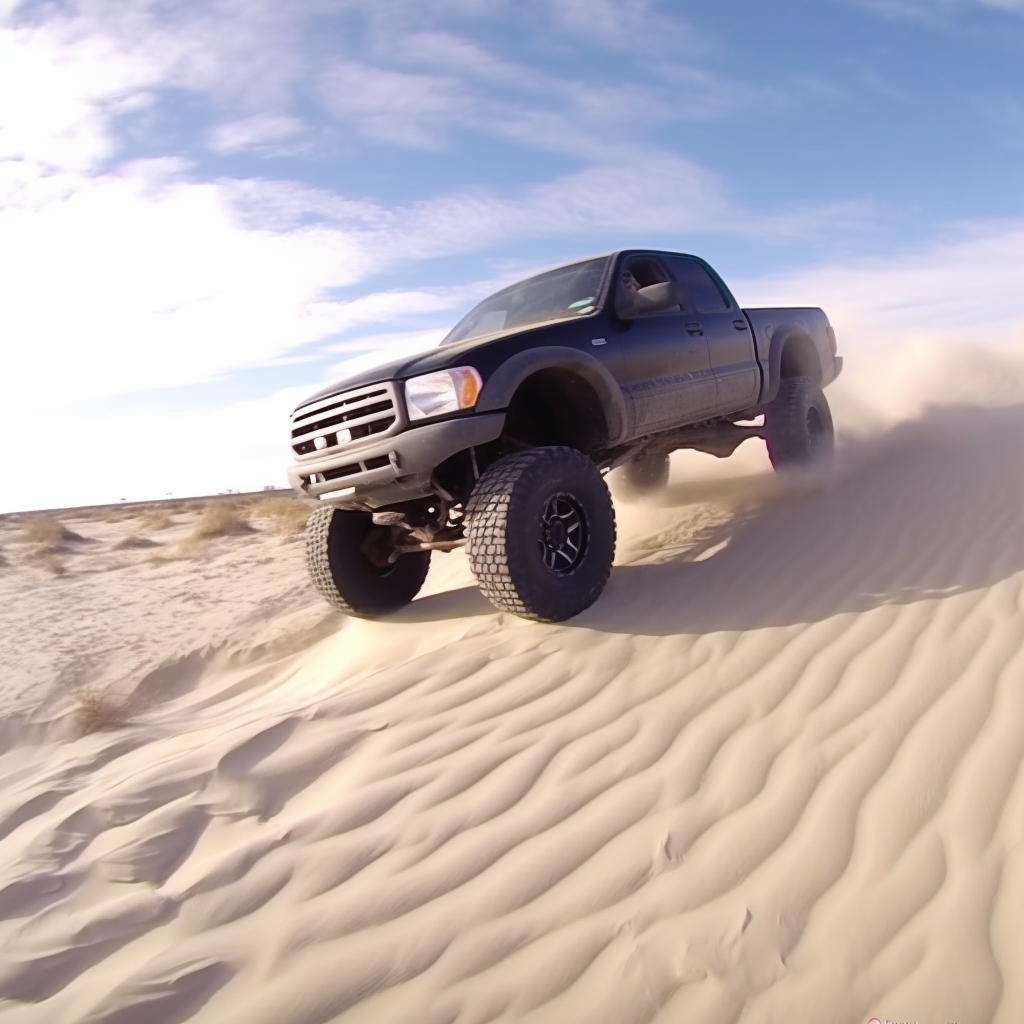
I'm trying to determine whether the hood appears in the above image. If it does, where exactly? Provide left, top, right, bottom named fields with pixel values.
left=295, top=349, right=455, bottom=408
left=292, top=317, right=586, bottom=411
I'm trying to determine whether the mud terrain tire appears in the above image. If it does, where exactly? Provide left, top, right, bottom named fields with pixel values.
left=306, top=504, right=431, bottom=617
left=466, top=446, right=616, bottom=622
left=765, top=375, right=834, bottom=469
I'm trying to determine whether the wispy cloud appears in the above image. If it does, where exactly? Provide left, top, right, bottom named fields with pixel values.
left=842, top=0, right=1024, bottom=21
left=208, top=114, right=306, bottom=155
left=538, top=0, right=701, bottom=53
left=318, top=62, right=469, bottom=149
left=734, top=219, right=1024, bottom=341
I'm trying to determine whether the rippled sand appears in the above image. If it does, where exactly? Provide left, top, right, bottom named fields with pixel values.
left=2, top=348, right=1024, bottom=1024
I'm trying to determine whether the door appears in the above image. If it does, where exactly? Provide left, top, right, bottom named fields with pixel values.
left=663, top=256, right=759, bottom=413
left=612, top=255, right=717, bottom=436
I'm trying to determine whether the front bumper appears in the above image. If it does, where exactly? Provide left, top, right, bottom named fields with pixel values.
left=287, top=412, right=506, bottom=508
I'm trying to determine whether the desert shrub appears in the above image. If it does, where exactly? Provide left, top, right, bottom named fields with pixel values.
left=250, top=495, right=312, bottom=534
left=190, top=503, right=256, bottom=540
left=140, top=509, right=175, bottom=531
left=35, top=553, right=67, bottom=575
left=174, top=535, right=216, bottom=559
left=71, top=687, right=130, bottom=734
left=21, top=515, right=85, bottom=547
left=96, top=507, right=135, bottom=523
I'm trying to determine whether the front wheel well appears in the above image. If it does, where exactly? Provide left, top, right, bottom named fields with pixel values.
left=501, top=369, right=610, bottom=454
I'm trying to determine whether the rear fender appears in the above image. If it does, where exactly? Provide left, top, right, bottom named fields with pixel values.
left=763, top=329, right=824, bottom=404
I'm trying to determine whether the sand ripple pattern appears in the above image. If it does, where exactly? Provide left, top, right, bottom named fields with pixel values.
left=2, top=401, right=1024, bottom=1024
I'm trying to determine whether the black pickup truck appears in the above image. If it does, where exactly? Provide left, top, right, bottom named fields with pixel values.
left=288, top=249, right=842, bottom=622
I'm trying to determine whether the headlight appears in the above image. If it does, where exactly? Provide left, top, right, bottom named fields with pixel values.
left=405, top=367, right=482, bottom=421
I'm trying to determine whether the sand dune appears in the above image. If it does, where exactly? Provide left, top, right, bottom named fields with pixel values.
left=2, top=349, right=1024, bottom=1023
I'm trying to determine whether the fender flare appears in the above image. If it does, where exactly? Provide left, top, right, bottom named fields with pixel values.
left=763, top=328, right=823, bottom=404
left=476, top=346, right=629, bottom=445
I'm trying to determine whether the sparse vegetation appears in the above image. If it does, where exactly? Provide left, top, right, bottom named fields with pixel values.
left=21, top=515, right=86, bottom=548
left=144, top=535, right=208, bottom=563
left=70, top=687, right=130, bottom=734
left=35, top=553, right=67, bottom=575
left=96, top=507, right=135, bottom=523
left=140, top=510, right=175, bottom=531
left=250, top=495, right=312, bottom=534
left=189, top=503, right=257, bottom=540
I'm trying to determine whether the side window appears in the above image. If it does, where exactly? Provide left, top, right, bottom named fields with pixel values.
left=665, top=257, right=731, bottom=313
left=616, top=257, right=675, bottom=317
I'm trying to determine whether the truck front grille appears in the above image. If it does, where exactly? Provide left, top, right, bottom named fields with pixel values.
left=291, top=382, right=404, bottom=459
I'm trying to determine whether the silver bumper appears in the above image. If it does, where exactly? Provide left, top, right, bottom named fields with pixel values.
left=287, top=412, right=506, bottom=508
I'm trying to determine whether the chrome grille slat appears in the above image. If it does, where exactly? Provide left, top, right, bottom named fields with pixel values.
left=290, top=381, right=404, bottom=460
left=293, top=385, right=389, bottom=418
left=292, top=407, right=395, bottom=444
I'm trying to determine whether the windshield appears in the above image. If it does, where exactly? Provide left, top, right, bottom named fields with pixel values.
left=441, top=257, right=609, bottom=346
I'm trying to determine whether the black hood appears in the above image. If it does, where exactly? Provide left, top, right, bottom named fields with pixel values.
left=296, top=348, right=457, bottom=407
left=292, top=318, right=582, bottom=411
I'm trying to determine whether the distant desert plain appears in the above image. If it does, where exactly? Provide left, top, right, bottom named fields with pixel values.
left=2, top=340, right=1024, bottom=1024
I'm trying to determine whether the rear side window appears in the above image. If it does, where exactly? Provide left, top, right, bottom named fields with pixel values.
left=664, top=257, right=731, bottom=312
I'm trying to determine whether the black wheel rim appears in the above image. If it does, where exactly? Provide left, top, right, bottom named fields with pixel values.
left=539, top=493, right=587, bottom=575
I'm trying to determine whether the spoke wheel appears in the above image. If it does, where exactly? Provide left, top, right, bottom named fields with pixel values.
left=466, top=446, right=616, bottom=622
left=539, top=493, right=588, bottom=574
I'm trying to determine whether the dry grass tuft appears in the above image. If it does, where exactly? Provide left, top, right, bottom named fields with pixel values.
left=21, top=515, right=87, bottom=547
left=190, top=503, right=256, bottom=540
left=249, top=495, right=312, bottom=534
left=149, top=535, right=211, bottom=562
left=91, top=505, right=143, bottom=523
left=71, top=687, right=131, bottom=734
left=34, top=553, right=67, bottom=575
left=140, top=509, right=175, bottom=531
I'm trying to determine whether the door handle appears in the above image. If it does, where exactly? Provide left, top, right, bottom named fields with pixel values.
left=685, top=322, right=704, bottom=336
left=733, top=319, right=749, bottom=330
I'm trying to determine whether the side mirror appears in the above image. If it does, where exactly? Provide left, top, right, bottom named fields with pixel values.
left=628, top=281, right=680, bottom=315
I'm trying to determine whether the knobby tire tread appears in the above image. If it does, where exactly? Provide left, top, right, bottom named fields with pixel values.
left=466, top=446, right=616, bottom=621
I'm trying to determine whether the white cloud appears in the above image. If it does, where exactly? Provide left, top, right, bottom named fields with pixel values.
left=843, top=0, right=1024, bottom=20
left=0, top=166, right=356, bottom=404
left=539, top=0, right=700, bottom=52
left=0, top=385, right=311, bottom=510
left=208, top=114, right=306, bottom=154
left=1, top=162, right=527, bottom=426
left=318, top=62, right=468, bottom=148
left=0, top=17, right=156, bottom=176
left=733, top=220, right=1024, bottom=342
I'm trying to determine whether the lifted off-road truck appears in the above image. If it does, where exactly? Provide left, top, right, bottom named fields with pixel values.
left=288, top=250, right=842, bottom=622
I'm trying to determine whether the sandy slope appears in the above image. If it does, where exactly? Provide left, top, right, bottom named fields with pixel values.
left=2, top=350, right=1024, bottom=1024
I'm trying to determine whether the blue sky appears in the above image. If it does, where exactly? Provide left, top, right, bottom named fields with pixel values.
left=2, top=0, right=1023, bottom=511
